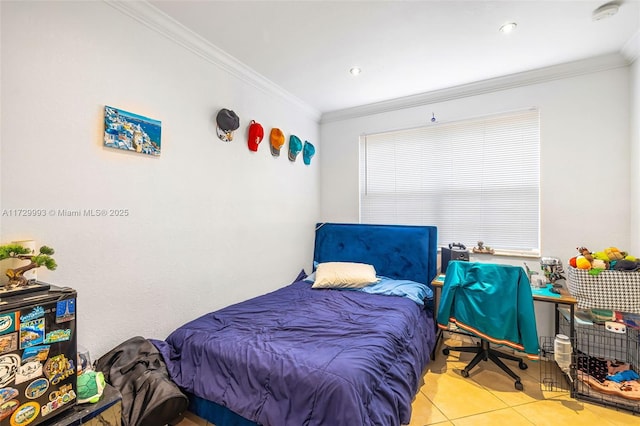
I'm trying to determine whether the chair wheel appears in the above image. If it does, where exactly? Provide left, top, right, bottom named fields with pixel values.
left=519, top=361, right=528, bottom=370
left=515, top=381, right=523, bottom=391
left=461, top=369, right=470, bottom=378
left=442, top=348, right=450, bottom=356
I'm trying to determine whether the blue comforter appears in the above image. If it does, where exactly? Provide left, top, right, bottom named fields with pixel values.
left=153, top=279, right=436, bottom=426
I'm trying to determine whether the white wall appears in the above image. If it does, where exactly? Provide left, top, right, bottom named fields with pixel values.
left=631, top=59, right=640, bottom=255
left=0, top=2, right=320, bottom=357
left=319, top=67, right=631, bottom=337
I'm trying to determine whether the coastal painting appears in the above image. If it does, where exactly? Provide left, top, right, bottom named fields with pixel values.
left=103, top=106, right=161, bottom=156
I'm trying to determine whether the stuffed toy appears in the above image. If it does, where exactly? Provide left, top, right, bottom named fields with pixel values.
left=77, top=371, right=105, bottom=404
left=613, top=259, right=640, bottom=272
left=573, top=246, right=637, bottom=271
left=604, top=247, right=625, bottom=261
left=576, top=255, right=592, bottom=270
left=577, top=247, right=593, bottom=262
left=593, top=251, right=611, bottom=262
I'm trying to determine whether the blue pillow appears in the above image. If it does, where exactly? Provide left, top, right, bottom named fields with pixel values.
left=303, top=261, right=320, bottom=283
left=303, top=271, right=315, bottom=283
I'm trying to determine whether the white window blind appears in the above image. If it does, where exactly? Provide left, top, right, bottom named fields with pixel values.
left=359, top=109, right=540, bottom=254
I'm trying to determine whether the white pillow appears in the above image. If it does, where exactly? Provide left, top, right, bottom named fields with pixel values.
left=312, top=262, right=378, bottom=289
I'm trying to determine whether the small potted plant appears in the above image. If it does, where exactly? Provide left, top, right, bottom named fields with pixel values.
left=0, top=244, right=57, bottom=288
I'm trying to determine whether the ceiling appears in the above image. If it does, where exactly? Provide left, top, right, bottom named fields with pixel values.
left=148, top=0, right=640, bottom=114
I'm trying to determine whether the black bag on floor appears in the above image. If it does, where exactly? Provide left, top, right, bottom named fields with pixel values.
left=95, top=336, right=189, bottom=426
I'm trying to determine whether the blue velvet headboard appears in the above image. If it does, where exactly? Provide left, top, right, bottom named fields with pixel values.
left=313, top=223, right=438, bottom=286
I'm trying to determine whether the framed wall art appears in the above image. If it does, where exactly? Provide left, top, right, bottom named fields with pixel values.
left=103, top=105, right=161, bottom=156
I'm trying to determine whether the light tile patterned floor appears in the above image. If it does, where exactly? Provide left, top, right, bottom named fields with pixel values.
left=175, top=336, right=640, bottom=426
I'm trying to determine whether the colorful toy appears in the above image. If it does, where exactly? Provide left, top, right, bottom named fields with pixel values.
left=577, top=247, right=593, bottom=262
left=576, top=256, right=591, bottom=270
left=77, top=371, right=105, bottom=404
left=572, top=246, right=637, bottom=271
left=593, top=251, right=611, bottom=262
left=604, top=247, right=624, bottom=261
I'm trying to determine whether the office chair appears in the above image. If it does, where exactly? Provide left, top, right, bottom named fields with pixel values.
left=436, top=261, right=539, bottom=391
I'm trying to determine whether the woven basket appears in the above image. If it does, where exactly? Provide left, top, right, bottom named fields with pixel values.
left=566, top=266, right=640, bottom=313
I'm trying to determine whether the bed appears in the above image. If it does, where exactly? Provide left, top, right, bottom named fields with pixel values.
left=153, top=223, right=438, bottom=426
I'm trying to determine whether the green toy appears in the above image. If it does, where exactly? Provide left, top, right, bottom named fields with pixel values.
left=77, top=371, right=105, bottom=404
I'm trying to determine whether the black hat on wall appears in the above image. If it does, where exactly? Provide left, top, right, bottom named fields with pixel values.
left=216, top=108, right=240, bottom=142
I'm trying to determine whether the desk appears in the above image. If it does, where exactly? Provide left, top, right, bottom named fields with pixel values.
left=431, top=274, right=578, bottom=394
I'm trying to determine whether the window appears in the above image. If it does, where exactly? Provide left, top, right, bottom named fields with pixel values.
left=359, top=109, right=540, bottom=255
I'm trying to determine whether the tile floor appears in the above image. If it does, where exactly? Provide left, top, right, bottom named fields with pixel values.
left=175, top=335, right=639, bottom=426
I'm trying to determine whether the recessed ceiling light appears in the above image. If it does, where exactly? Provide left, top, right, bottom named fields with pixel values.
left=592, top=1, right=620, bottom=21
left=349, top=67, right=362, bottom=76
left=499, top=22, right=517, bottom=33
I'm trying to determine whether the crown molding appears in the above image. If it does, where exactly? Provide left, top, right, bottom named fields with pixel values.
left=103, top=0, right=321, bottom=122
left=321, top=53, right=630, bottom=124
left=622, top=30, right=640, bottom=64
left=103, top=0, right=632, bottom=126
